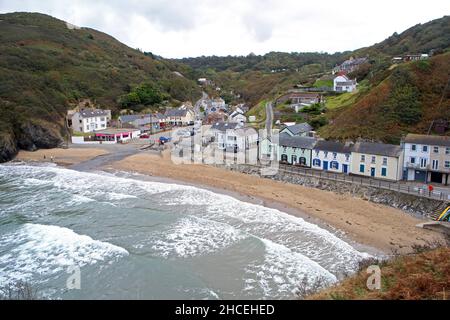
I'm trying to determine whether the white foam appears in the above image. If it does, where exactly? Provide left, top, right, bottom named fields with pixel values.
left=0, top=223, right=128, bottom=284
left=244, top=238, right=337, bottom=299
left=148, top=216, right=247, bottom=258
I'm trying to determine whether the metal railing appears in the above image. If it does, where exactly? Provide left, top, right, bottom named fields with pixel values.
left=224, top=163, right=450, bottom=201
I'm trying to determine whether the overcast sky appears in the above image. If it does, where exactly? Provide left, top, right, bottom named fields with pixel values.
left=0, top=0, right=448, bottom=58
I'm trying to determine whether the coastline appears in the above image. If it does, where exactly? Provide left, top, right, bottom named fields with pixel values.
left=13, top=147, right=444, bottom=255
left=107, top=168, right=384, bottom=257
left=109, top=151, right=443, bottom=254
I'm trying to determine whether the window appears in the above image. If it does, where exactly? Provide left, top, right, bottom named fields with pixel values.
left=333, top=153, right=337, bottom=160
left=422, top=146, right=428, bottom=152
left=345, top=154, right=350, bottom=162
left=381, top=167, right=387, bottom=177
left=433, top=146, right=439, bottom=153
left=330, top=161, right=339, bottom=170
left=411, top=144, right=416, bottom=151
left=283, top=147, right=287, bottom=152
left=79, top=120, right=82, bottom=124
left=359, top=164, right=365, bottom=173
left=432, top=160, right=439, bottom=170
left=100, top=117, right=105, bottom=121
left=382, top=157, right=388, bottom=166
left=371, top=156, right=376, bottom=164
left=281, top=154, right=288, bottom=162
left=410, top=157, right=416, bottom=164
left=360, top=155, right=365, bottom=162
left=446, top=148, right=450, bottom=155
left=315, top=150, right=319, bottom=156
left=313, top=159, right=321, bottom=167
left=324, top=152, right=328, bottom=158
left=445, top=161, right=450, bottom=168
left=291, top=155, right=297, bottom=163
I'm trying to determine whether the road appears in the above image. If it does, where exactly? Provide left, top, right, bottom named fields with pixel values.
left=194, top=91, right=208, bottom=120
left=265, top=101, right=274, bottom=134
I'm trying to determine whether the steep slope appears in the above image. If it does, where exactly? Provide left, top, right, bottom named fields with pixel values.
left=0, top=12, right=201, bottom=162
left=320, top=52, right=450, bottom=143
left=355, top=15, right=450, bottom=57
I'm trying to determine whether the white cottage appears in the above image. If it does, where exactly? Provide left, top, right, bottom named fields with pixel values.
left=312, top=140, right=353, bottom=174
left=333, top=75, right=357, bottom=93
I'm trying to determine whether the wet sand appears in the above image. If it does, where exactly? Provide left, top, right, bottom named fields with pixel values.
left=13, top=147, right=444, bottom=254
left=111, top=151, right=443, bottom=254
left=15, top=148, right=109, bottom=166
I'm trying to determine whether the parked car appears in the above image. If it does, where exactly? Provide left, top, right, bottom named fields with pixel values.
left=139, top=134, right=150, bottom=139
left=159, top=136, right=171, bottom=144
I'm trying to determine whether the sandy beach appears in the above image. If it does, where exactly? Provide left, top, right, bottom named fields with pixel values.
left=110, top=151, right=443, bottom=254
left=15, top=148, right=110, bottom=166
left=12, top=147, right=443, bottom=254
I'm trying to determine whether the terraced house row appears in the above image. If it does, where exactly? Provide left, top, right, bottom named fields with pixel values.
left=260, top=126, right=450, bottom=185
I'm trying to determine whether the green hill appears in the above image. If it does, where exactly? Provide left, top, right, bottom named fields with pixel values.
left=320, top=52, right=450, bottom=143
left=0, top=12, right=201, bottom=162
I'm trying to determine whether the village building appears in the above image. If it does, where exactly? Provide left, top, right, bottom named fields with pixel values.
left=210, top=122, right=241, bottom=150
left=278, top=134, right=317, bottom=167
left=67, top=109, right=111, bottom=133
left=350, top=142, right=404, bottom=181
left=164, top=108, right=195, bottom=126
left=333, top=74, right=357, bottom=93
left=312, top=140, right=353, bottom=174
left=403, top=134, right=450, bottom=185
left=118, top=114, right=161, bottom=133
left=332, top=57, right=368, bottom=75
left=229, top=107, right=247, bottom=126
left=280, top=123, right=314, bottom=137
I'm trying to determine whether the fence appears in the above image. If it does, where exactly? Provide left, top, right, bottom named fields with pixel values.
left=226, top=163, right=450, bottom=201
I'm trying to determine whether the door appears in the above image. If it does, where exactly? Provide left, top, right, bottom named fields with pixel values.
left=343, top=164, right=348, bottom=174
left=370, top=167, right=376, bottom=177
left=323, top=161, right=329, bottom=171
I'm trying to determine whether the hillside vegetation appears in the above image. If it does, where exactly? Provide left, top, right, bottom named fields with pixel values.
left=320, top=53, right=450, bottom=143
left=310, top=246, right=450, bottom=300
left=0, top=12, right=201, bottom=162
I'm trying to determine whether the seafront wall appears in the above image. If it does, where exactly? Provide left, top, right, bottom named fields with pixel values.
left=216, top=163, right=446, bottom=218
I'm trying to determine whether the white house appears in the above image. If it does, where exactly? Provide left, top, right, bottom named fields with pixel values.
left=210, top=122, right=258, bottom=153
left=403, top=134, right=450, bottom=185
left=229, top=107, right=247, bottom=125
left=68, top=109, right=111, bottom=133
left=312, top=140, right=353, bottom=174
left=333, top=75, right=357, bottom=93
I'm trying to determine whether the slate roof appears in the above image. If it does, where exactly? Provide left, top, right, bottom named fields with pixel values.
left=279, top=134, right=317, bottom=149
left=404, top=134, right=450, bottom=147
left=314, top=140, right=353, bottom=153
left=351, top=141, right=402, bottom=157
left=79, top=109, right=109, bottom=118
left=165, top=109, right=188, bottom=117
left=211, top=122, right=240, bottom=131
left=282, top=123, right=313, bottom=135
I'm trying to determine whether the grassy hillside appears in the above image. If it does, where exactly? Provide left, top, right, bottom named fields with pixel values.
left=310, top=246, right=450, bottom=300
left=0, top=12, right=201, bottom=162
left=356, top=15, right=450, bottom=57
left=320, top=53, right=450, bottom=143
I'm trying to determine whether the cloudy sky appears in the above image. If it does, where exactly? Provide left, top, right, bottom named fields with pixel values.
left=0, top=0, right=448, bottom=58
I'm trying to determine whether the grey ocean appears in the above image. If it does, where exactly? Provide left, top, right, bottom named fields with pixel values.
left=0, top=163, right=370, bottom=299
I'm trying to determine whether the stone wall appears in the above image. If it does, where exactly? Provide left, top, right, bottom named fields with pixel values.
left=219, top=163, right=447, bottom=218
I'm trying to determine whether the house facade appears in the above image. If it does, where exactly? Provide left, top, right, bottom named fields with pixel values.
left=164, top=108, right=195, bottom=126
left=278, top=134, right=317, bottom=167
left=312, top=140, right=352, bottom=174
left=350, top=142, right=404, bottom=181
left=403, top=134, right=450, bottom=185
left=68, top=109, right=111, bottom=133
left=333, top=75, right=357, bottom=93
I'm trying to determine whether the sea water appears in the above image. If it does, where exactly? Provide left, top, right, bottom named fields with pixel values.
left=0, top=163, right=371, bottom=299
